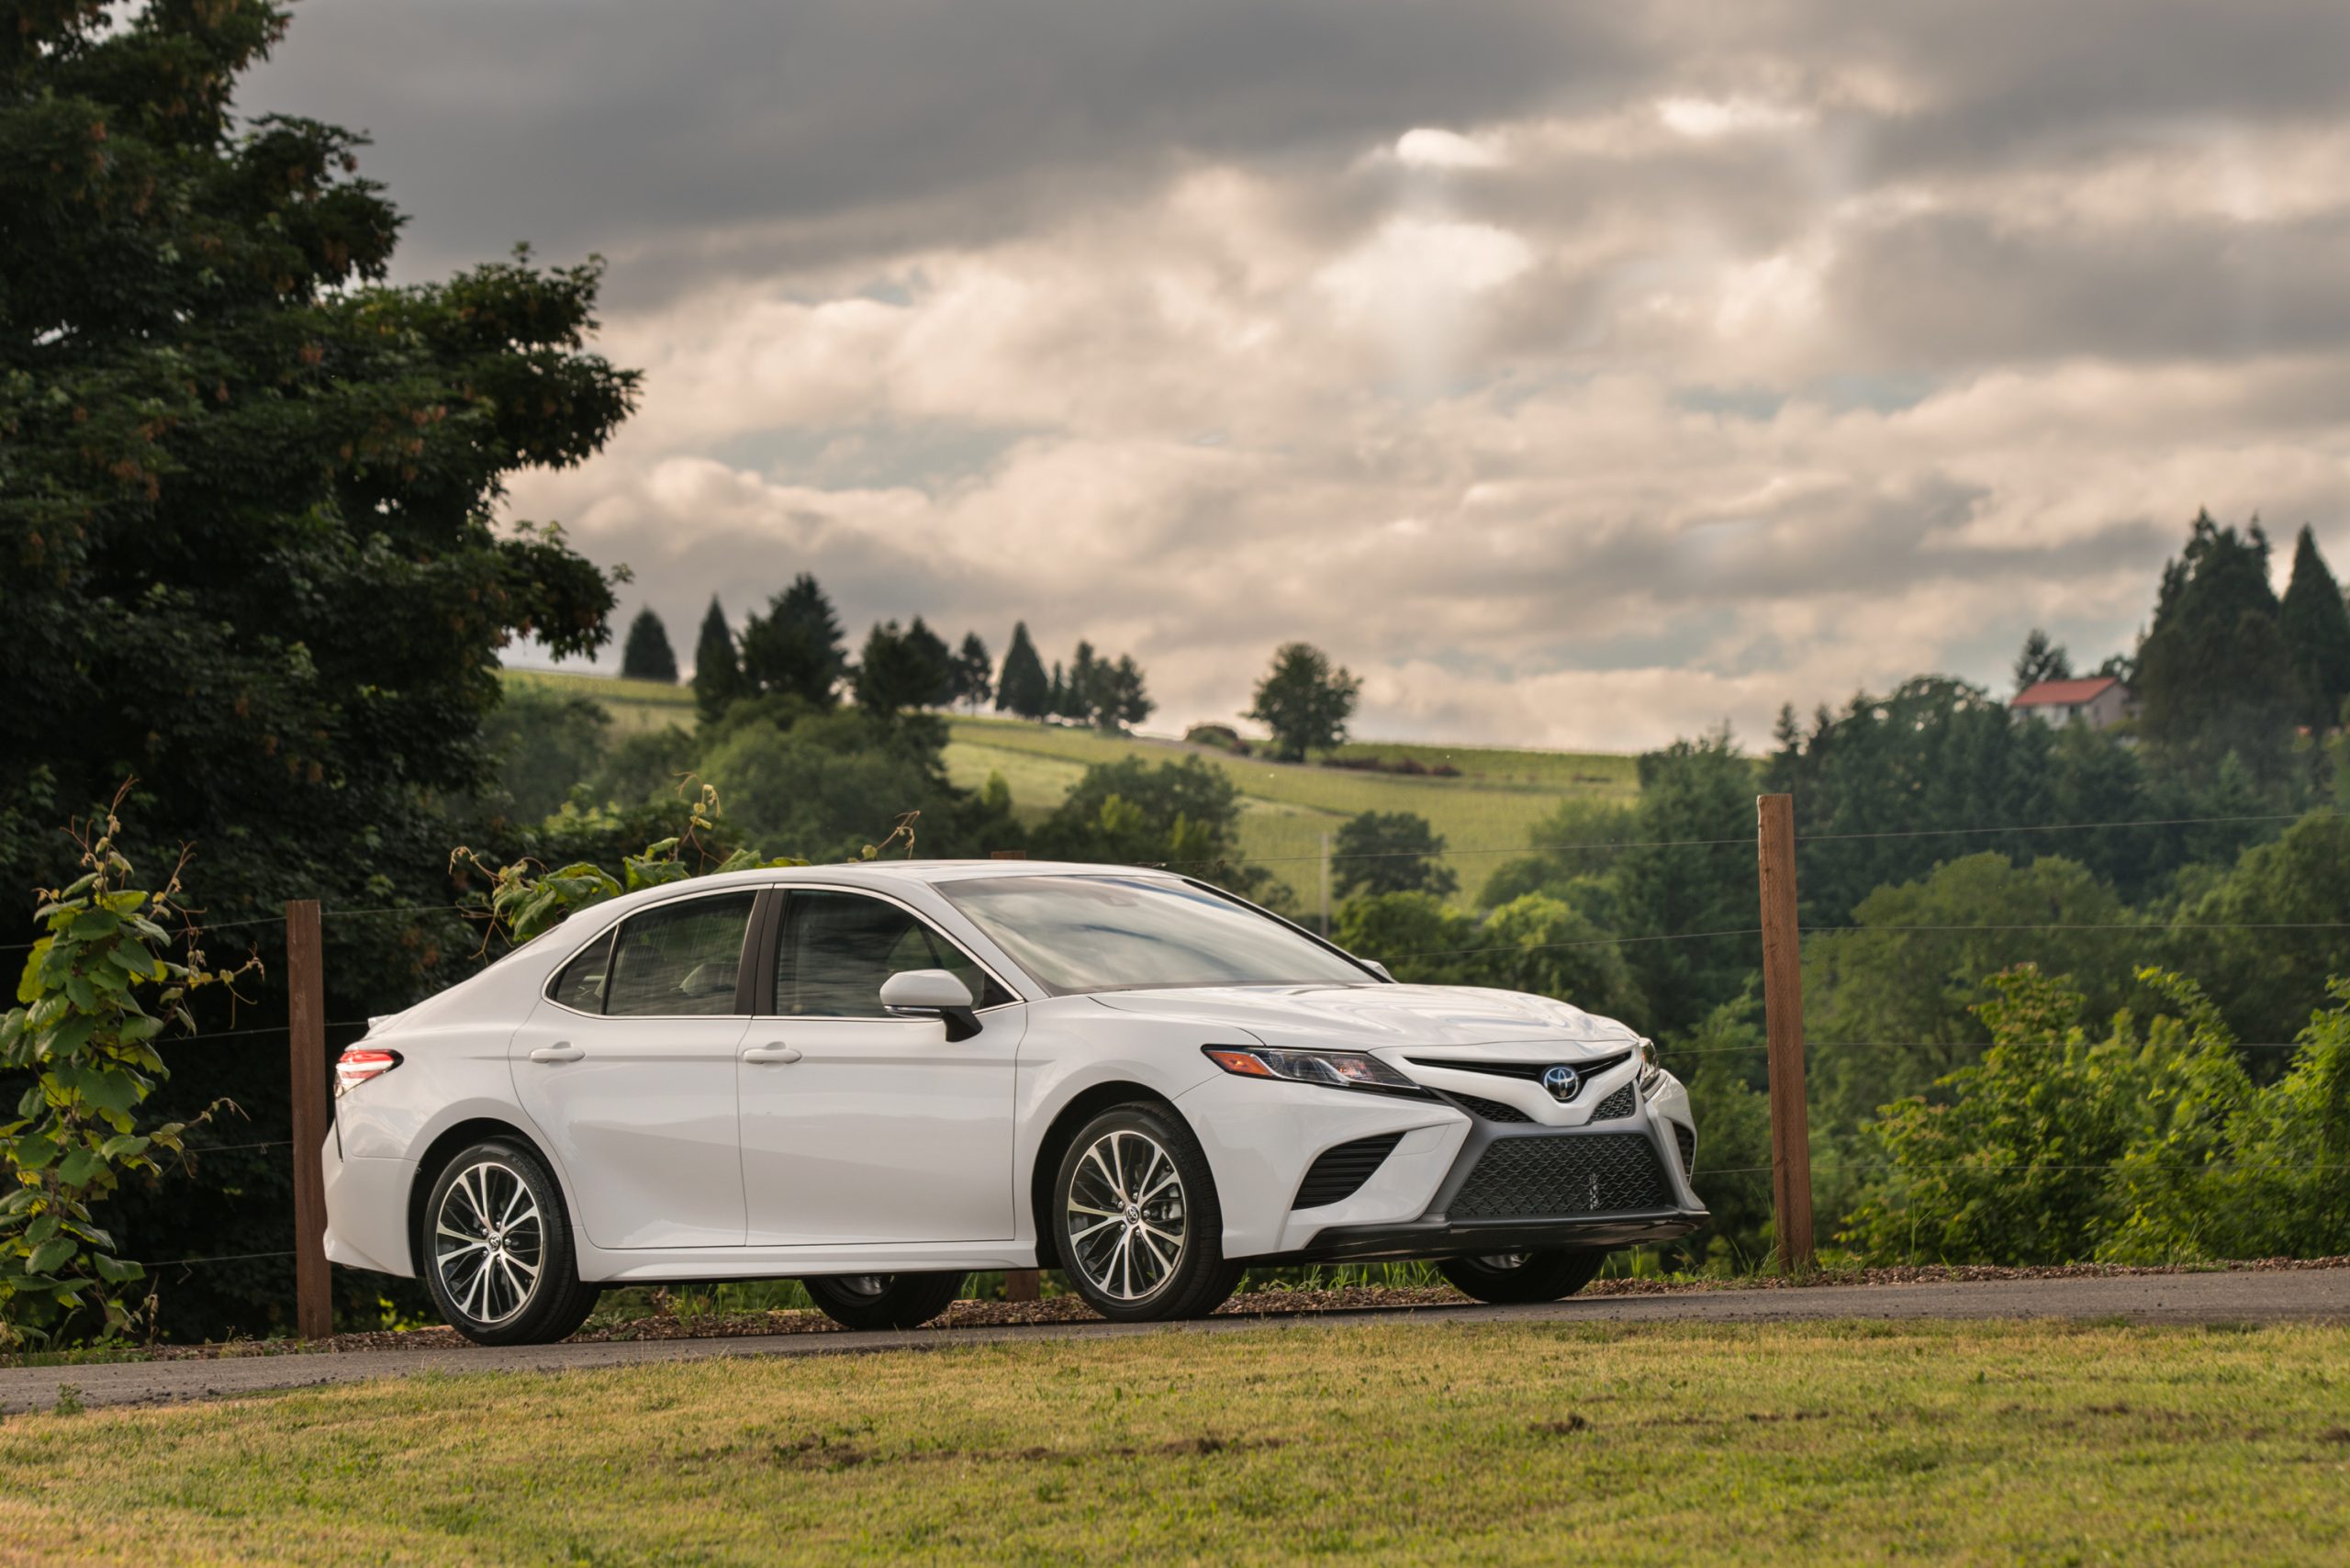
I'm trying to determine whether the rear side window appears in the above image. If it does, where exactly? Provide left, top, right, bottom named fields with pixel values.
left=599, top=893, right=758, bottom=1017
left=549, top=932, right=612, bottom=1014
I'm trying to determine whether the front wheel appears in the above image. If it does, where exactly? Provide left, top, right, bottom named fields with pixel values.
left=802, top=1271, right=964, bottom=1331
left=1051, top=1104, right=1241, bottom=1322
left=1437, top=1248, right=1606, bottom=1305
left=418, top=1138, right=601, bottom=1346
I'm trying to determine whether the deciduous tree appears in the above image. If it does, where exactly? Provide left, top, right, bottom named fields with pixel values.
left=1246, top=643, right=1360, bottom=762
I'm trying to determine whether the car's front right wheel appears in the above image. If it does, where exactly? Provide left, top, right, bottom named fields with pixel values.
left=1436, top=1248, right=1606, bottom=1304
left=1051, top=1103, right=1241, bottom=1322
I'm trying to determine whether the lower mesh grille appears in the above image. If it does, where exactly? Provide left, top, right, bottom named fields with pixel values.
left=1449, top=1133, right=1673, bottom=1218
left=1292, top=1133, right=1404, bottom=1209
left=1446, top=1092, right=1533, bottom=1124
left=1590, top=1083, right=1637, bottom=1120
left=1673, top=1122, right=1696, bottom=1179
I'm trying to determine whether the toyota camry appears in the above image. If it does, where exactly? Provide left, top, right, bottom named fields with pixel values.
left=323, top=862, right=1707, bottom=1344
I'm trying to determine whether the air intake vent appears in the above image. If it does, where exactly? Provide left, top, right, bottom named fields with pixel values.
left=1292, top=1133, right=1404, bottom=1210
left=1449, top=1133, right=1673, bottom=1218
left=1591, top=1083, right=1637, bottom=1121
left=1445, top=1092, right=1533, bottom=1124
left=1673, top=1122, right=1696, bottom=1179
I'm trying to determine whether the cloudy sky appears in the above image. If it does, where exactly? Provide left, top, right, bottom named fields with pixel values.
left=249, top=0, right=2350, bottom=750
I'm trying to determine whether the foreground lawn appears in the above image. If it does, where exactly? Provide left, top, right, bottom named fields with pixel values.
left=4, top=1320, right=2346, bottom=1563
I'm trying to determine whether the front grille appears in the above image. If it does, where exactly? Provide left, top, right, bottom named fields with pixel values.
left=1590, top=1083, right=1637, bottom=1121
left=1673, top=1122, right=1696, bottom=1179
left=1445, top=1092, right=1533, bottom=1124
left=1292, top=1133, right=1404, bottom=1210
left=1406, top=1050, right=1632, bottom=1090
left=1449, top=1133, right=1673, bottom=1218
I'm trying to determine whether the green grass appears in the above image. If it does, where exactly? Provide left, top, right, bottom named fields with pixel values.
left=943, top=716, right=1637, bottom=916
left=504, top=666, right=695, bottom=737
left=4, top=1319, right=2344, bottom=1562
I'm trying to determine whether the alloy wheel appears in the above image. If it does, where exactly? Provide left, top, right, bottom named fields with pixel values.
left=1064, top=1128, right=1187, bottom=1303
left=433, top=1159, right=544, bottom=1327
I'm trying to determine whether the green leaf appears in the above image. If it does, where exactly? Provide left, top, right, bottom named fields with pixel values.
left=11, top=1132, right=58, bottom=1170
left=56, top=1147, right=105, bottom=1186
left=15, top=940, right=52, bottom=1004
left=79, top=1066, right=144, bottom=1116
left=93, top=1253, right=143, bottom=1283
left=26, top=1238, right=75, bottom=1275
left=24, top=1215, right=61, bottom=1247
left=99, top=1134, right=151, bottom=1159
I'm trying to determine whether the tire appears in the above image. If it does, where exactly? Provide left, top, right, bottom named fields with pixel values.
left=418, top=1137, right=601, bottom=1346
left=1050, top=1103, right=1240, bottom=1323
left=802, top=1271, right=965, bottom=1331
left=1437, top=1248, right=1606, bottom=1305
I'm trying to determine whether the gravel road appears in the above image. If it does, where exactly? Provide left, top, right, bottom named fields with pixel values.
left=6, top=1266, right=2344, bottom=1416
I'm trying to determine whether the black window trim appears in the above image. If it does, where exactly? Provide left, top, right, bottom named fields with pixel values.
left=538, top=886, right=766, bottom=1021
left=759, top=883, right=1023, bottom=1023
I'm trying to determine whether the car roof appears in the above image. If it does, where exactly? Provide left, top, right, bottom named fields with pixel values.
left=563, top=859, right=1185, bottom=924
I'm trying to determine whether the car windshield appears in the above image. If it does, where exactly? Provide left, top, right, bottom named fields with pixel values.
left=938, top=874, right=1375, bottom=995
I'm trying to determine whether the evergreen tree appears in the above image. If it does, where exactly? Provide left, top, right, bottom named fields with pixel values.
left=1105, top=655, right=1154, bottom=730
left=738, top=572, right=846, bottom=706
left=851, top=621, right=938, bottom=718
left=996, top=622, right=1049, bottom=718
left=2012, top=628, right=2072, bottom=694
left=620, top=608, right=678, bottom=684
left=902, top=616, right=957, bottom=709
left=692, top=597, right=744, bottom=722
left=2280, top=525, right=2350, bottom=731
left=1046, top=661, right=1068, bottom=718
left=1065, top=642, right=1106, bottom=724
left=1246, top=643, right=1361, bottom=761
left=2135, top=512, right=2297, bottom=785
left=954, top=633, right=993, bottom=711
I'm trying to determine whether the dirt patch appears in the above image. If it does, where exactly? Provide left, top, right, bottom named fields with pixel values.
left=1529, top=1415, right=1590, bottom=1435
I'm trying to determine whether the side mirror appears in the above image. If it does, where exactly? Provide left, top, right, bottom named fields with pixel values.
left=879, top=969, right=981, bottom=1040
left=1363, top=960, right=1394, bottom=982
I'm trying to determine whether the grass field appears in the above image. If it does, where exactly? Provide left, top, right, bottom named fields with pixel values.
left=504, top=666, right=697, bottom=738
left=942, top=715, right=1638, bottom=915
left=4, top=1319, right=2344, bottom=1562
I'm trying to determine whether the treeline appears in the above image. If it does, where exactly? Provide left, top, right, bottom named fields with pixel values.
left=613, top=575, right=1156, bottom=732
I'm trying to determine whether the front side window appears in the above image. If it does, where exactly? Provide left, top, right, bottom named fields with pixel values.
left=775, top=890, right=1011, bottom=1017
left=600, top=892, right=757, bottom=1017
left=937, top=874, right=1374, bottom=995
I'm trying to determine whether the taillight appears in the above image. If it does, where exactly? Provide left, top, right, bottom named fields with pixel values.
left=335, top=1047, right=402, bottom=1097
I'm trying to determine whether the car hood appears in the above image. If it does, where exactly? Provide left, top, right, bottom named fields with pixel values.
left=1086, top=983, right=1639, bottom=1054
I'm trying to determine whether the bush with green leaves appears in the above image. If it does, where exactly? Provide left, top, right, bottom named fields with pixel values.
left=1841, top=964, right=2350, bottom=1266
left=2, top=802, right=245, bottom=1349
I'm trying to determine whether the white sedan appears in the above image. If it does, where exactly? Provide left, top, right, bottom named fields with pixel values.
left=324, top=861, right=1707, bottom=1344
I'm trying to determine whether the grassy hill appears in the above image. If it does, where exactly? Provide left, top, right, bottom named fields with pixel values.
left=497, top=668, right=1639, bottom=915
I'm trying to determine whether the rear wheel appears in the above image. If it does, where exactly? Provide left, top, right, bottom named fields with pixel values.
left=1051, top=1104, right=1240, bottom=1323
left=418, top=1138, right=601, bottom=1346
left=1437, top=1248, right=1606, bottom=1305
left=802, top=1271, right=965, bottom=1331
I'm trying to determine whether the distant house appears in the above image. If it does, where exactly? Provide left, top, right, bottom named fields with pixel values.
left=2012, top=676, right=2132, bottom=730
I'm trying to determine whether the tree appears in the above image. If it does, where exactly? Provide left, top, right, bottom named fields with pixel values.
left=2012, top=628, right=2072, bottom=694
left=1246, top=643, right=1361, bottom=761
left=2280, top=525, right=2350, bottom=732
left=953, top=633, right=993, bottom=711
left=0, top=0, right=637, bottom=1338
left=620, top=608, right=678, bottom=684
left=2134, top=512, right=2298, bottom=785
left=1333, top=812, right=1458, bottom=900
left=692, top=597, right=744, bottom=722
left=1030, top=756, right=1284, bottom=904
left=1063, top=643, right=1100, bottom=723
left=1046, top=662, right=1068, bottom=718
left=902, top=617, right=957, bottom=709
left=738, top=573, right=846, bottom=707
left=996, top=623, right=1049, bottom=719
left=851, top=621, right=948, bottom=718
left=483, top=685, right=610, bottom=821
left=1104, top=655, right=1154, bottom=731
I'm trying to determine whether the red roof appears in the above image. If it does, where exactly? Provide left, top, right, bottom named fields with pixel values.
left=2012, top=676, right=2120, bottom=707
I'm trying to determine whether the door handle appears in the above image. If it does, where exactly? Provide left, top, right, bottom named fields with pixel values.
left=529, top=1043, right=585, bottom=1064
left=742, top=1044, right=802, bottom=1065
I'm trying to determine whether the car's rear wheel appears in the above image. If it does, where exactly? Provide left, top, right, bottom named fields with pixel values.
left=1051, top=1103, right=1241, bottom=1323
left=1437, top=1248, right=1606, bottom=1305
left=419, top=1138, right=601, bottom=1346
left=802, top=1271, right=965, bottom=1331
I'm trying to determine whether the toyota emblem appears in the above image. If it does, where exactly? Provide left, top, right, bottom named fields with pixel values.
left=1540, top=1064, right=1581, bottom=1102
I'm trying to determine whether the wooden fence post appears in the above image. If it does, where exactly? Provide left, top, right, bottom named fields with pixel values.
left=1755, top=795, right=1816, bottom=1272
left=990, top=851, right=1043, bottom=1305
left=285, top=899, right=333, bottom=1339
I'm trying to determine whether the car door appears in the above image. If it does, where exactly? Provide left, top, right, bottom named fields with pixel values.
left=508, top=889, right=758, bottom=1250
left=737, top=887, right=1024, bottom=1246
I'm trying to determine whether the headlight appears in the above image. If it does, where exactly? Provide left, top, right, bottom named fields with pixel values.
left=1202, top=1045, right=1418, bottom=1092
left=1638, top=1038, right=1662, bottom=1096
